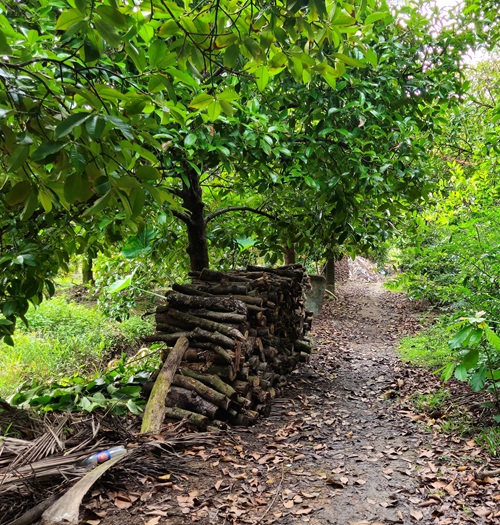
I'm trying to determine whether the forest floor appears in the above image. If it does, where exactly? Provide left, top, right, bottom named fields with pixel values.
left=85, top=279, right=499, bottom=525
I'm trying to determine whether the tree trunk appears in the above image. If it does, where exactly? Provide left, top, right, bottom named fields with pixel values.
left=181, top=169, right=210, bottom=272
left=284, top=244, right=296, bottom=265
left=82, top=254, right=94, bottom=284
left=325, top=258, right=335, bottom=292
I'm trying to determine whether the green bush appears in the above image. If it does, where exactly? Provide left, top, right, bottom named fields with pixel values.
left=0, top=295, right=153, bottom=397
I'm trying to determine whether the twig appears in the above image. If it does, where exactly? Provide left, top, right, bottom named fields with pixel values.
left=252, top=464, right=285, bottom=524
left=324, top=289, right=337, bottom=299
left=476, top=467, right=500, bottom=479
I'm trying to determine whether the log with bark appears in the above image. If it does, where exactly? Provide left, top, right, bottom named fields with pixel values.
left=143, top=265, right=312, bottom=427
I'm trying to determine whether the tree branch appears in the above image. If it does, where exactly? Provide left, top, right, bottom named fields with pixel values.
left=205, top=206, right=276, bottom=224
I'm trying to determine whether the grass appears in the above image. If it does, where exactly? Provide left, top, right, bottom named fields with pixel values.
left=396, top=319, right=453, bottom=367
left=475, top=426, right=500, bottom=457
left=0, top=295, right=153, bottom=398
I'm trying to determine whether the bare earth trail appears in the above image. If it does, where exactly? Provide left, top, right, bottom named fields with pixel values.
left=94, top=280, right=499, bottom=525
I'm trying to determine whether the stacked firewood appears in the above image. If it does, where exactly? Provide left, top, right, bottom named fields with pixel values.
left=143, top=265, right=313, bottom=427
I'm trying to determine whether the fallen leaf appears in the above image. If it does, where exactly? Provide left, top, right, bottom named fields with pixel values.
left=145, top=518, right=161, bottom=525
left=114, top=499, right=132, bottom=510
left=410, top=508, right=424, bottom=520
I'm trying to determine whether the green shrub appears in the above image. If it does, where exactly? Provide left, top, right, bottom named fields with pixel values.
left=0, top=295, right=153, bottom=397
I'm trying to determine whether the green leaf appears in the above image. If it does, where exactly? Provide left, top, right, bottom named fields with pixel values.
left=55, top=112, right=91, bottom=139
left=32, top=142, right=67, bottom=162
left=56, top=9, right=85, bottom=30
left=82, top=191, right=111, bottom=216
left=440, top=361, right=456, bottom=382
left=454, top=364, right=468, bottom=381
left=469, top=366, right=487, bottom=392
left=6, top=180, right=31, bottom=206
left=184, top=133, right=197, bottom=147
left=148, top=39, right=168, bottom=68
left=125, top=42, right=147, bottom=73
left=136, top=166, right=161, bottom=181
left=86, top=115, right=106, bottom=140
left=255, top=65, right=269, bottom=91
left=224, top=44, right=240, bottom=68
left=189, top=93, right=214, bottom=110
left=365, top=12, right=389, bottom=24
left=95, top=5, right=129, bottom=28
left=461, top=348, right=479, bottom=370
left=107, top=274, right=133, bottom=293
left=126, top=398, right=143, bottom=414
left=332, top=53, right=366, bottom=68
left=94, top=18, right=121, bottom=47
left=449, top=326, right=474, bottom=349
left=8, top=145, right=29, bottom=172
left=207, top=101, right=222, bottom=120
left=485, top=328, right=500, bottom=352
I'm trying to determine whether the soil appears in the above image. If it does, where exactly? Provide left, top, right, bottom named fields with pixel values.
left=82, top=280, right=499, bottom=525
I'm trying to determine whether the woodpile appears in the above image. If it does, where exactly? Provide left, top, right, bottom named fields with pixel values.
left=143, top=265, right=313, bottom=427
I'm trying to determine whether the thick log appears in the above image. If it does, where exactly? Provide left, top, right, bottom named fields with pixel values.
left=182, top=309, right=248, bottom=324
left=140, top=336, right=189, bottom=434
left=166, top=386, right=220, bottom=419
left=172, top=283, right=213, bottom=297
left=166, top=309, right=246, bottom=341
left=178, top=367, right=237, bottom=399
left=164, top=292, right=248, bottom=314
left=230, top=409, right=259, bottom=427
left=182, top=348, right=233, bottom=366
left=194, top=268, right=252, bottom=283
left=233, top=380, right=250, bottom=395
left=172, top=374, right=231, bottom=410
left=144, top=328, right=235, bottom=349
left=164, top=407, right=208, bottom=430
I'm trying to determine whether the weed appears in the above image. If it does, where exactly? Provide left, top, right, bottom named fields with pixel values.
left=475, top=426, right=500, bottom=457
left=0, top=295, right=153, bottom=397
left=410, top=389, right=450, bottom=413
left=396, top=319, right=453, bottom=368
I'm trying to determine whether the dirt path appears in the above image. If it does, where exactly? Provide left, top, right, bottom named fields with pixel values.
left=91, top=281, right=498, bottom=525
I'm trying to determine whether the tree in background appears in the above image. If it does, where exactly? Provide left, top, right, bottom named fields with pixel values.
left=0, top=0, right=472, bottom=340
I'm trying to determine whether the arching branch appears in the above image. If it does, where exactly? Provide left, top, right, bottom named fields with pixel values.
left=205, top=206, right=276, bottom=224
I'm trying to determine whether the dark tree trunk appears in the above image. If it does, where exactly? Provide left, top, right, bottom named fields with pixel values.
left=284, top=244, right=296, bottom=265
left=180, top=170, right=210, bottom=272
left=82, top=255, right=94, bottom=284
left=325, top=258, right=335, bottom=292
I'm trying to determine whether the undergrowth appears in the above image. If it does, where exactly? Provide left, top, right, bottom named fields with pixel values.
left=0, top=295, right=153, bottom=398
left=396, top=319, right=453, bottom=367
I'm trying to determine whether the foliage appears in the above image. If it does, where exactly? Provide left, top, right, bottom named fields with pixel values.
left=0, top=295, right=153, bottom=396
left=6, top=349, right=161, bottom=415
left=396, top=320, right=453, bottom=368
left=0, top=0, right=473, bottom=341
left=440, top=313, right=500, bottom=420
left=476, top=426, right=500, bottom=457
left=410, top=389, right=450, bottom=414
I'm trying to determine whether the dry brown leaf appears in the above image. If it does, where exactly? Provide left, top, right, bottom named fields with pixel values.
left=301, top=492, right=320, bottom=499
left=145, top=518, right=161, bottom=525
left=410, top=508, right=424, bottom=520
left=355, top=479, right=366, bottom=485
left=214, top=479, right=224, bottom=491
left=293, top=507, right=313, bottom=515
left=283, top=500, right=295, bottom=509
left=325, top=477, right=344, bottom=489
left=85, top=521, right=100, bottom=525
left=114, top=499, right=132, bottom=510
